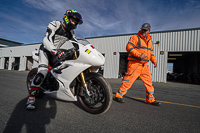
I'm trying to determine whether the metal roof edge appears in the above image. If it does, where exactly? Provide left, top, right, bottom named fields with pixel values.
left=0, top=38, right=23, bottom=45
left=150, top=27, right=200, bottom=34
left=85, top=27, right=200, bottom=39
left=23, top=42, right=42, bottom=46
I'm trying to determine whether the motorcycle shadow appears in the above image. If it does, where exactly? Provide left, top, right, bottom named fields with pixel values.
left=53, top=98, right=85, bottom=113
left=3, top=96, right=57, bottom=133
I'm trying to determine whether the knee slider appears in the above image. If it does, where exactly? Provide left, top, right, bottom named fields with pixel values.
left=33, top=73, right=44, bottom=85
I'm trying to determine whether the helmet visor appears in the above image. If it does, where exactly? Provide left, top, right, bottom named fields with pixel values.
left=69, top=12, right=83, bottom=24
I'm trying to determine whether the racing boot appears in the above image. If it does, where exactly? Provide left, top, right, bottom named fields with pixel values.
left=26, top=86, right=39, bottom=110
left=26, top=97, right=35, bottom=110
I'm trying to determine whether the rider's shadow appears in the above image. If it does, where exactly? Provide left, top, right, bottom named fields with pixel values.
left=3, top=96, right=57, bottom=133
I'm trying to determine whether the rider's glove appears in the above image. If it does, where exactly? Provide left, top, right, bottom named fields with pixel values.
left=50, top=50, right=65, bottom=59
left=56, top=50, right=65, bottom=59
left=50, top=49, right=57, bottom=56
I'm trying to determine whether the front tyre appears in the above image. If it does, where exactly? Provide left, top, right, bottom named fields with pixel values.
left=78, top=73, right=113, bottom=114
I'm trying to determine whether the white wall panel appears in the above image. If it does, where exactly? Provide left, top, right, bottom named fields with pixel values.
left=0, top=28, right=200, bottom=82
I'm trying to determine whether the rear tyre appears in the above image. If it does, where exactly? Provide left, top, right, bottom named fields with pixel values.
left=78, top=73, right=112, bottom=114
left=26, top=68, right=45, bottom=98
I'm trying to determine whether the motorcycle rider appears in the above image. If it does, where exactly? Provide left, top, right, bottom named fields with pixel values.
left=26, top=10, right=83, bottom=110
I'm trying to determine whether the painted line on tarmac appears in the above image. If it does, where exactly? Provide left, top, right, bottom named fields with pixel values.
left=155, top=100, right=200, bottom=109
left=121, top=95, right=200, bottom=109
left=0, top=76, right=26, bottom=82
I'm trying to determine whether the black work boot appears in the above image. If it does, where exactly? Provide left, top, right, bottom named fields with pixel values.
left=146, top=101, right=161, bottom=106
left=115, top=97, right=125, bottom=103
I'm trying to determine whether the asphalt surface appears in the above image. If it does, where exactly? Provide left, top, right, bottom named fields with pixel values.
left=0, top=69, right=200, bottom=133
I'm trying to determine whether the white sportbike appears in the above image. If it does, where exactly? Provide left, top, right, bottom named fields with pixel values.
left=27, top=38, right=113, bottom=114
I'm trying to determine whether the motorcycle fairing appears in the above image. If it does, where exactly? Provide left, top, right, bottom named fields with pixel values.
left=47, top=61, right=90, bottom=101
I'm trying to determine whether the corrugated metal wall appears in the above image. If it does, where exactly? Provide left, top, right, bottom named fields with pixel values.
left=87, top=28, right=200, bottom=82
left=88, top=35, right=131, bottom=78
left=0, top=28, right=199, bottom=82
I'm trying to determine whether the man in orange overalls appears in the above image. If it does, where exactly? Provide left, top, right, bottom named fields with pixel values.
left=115, top=23, right=161, bottom=106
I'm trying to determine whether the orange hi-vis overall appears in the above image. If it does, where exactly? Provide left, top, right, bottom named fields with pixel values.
left=115, top=31, right=157, bottom=103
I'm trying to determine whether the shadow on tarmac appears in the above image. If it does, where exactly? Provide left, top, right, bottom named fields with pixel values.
left=3, top=96, right=57, bottom=133
left=3, top=95, right=86, bottom=133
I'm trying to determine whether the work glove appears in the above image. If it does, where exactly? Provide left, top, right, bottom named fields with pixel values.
left=139, top=54, right=147, bottom=60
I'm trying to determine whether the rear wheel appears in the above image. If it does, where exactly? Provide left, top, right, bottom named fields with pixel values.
left=27, top=68, right=38, bottom=89
left=78, top=73, right=112, bottom=114
left=26, top=68, right=45, bottom=98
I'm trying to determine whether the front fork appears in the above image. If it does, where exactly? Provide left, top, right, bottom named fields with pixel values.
left=74, top=52, right=91, bottom=96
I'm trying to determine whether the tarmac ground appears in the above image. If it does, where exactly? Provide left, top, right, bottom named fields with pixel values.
left=0, top=70, right=200, bottom=133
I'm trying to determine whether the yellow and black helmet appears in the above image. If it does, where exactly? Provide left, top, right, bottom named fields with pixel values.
left=63, top=10, right=83, bottom=30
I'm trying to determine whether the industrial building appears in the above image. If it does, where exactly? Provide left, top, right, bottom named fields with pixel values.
left=0, top=27, right=200, bottom=83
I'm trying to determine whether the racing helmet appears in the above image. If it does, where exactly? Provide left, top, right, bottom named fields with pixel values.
left=63, top=10, right=83, bottom=30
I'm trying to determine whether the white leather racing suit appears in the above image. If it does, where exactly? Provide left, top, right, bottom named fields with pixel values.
left=31, top=20, right=75, bottom=87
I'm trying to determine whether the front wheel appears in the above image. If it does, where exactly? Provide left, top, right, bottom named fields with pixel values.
left=78, top=73, right=113, bottom=114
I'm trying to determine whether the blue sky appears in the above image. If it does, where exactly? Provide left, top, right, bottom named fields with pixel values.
left=0, top=0, right=200, bottom=44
